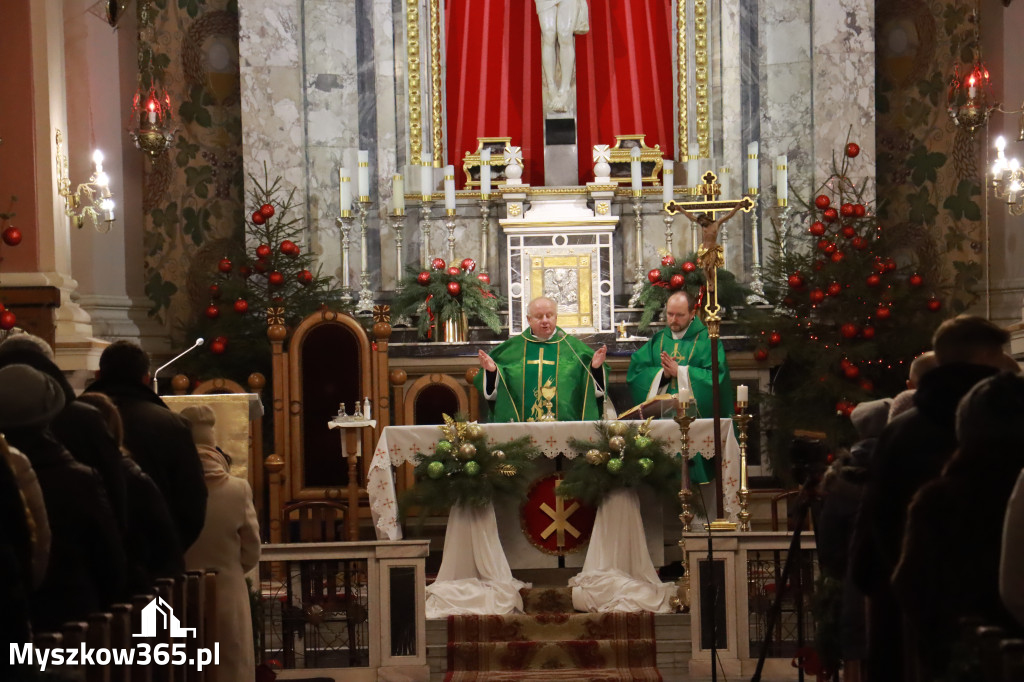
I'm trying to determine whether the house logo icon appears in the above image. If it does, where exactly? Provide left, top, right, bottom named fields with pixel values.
left=132, top=596, right=196, bottom=638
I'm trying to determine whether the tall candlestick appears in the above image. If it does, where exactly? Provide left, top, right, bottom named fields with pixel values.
left=776, top=154, right=788, bottom=206
left=339, top=168, right=351, bottom=215
left=630, top=147, right=642, bottom=193
left=662, top=160, right=674, bottom=206
left=392, top=174, right=405, bottom=213
left=480, top=148, right=492, bottom=196
left=687, top=142, right=700, bottom=186
left=444, top=165, right=456, bottom=211
left=421, top=154, right=433, bottom=199
left=747, top=141, right=759, bottom=194
left=357, top=150, right=370, bottom=199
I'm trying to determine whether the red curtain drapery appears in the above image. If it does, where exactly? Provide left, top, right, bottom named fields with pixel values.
left=575, top=0, right=676, bottom=183
left=444, top=0, right=545, bottom=187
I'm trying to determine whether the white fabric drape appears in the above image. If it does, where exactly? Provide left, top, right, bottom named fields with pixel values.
left=569, top=488, right=675, bottom=612
left=425, top=502, right=529, bottom=618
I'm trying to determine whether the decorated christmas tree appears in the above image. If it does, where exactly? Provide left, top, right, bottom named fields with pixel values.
left=745, top=139, right=944, bottom=470
left=0, top=196, right=22, bottom=334
left=179, top=166, right=345, bottom=381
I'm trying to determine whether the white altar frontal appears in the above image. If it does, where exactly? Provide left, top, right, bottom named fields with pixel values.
left=500, top=190, right=618, bottom=335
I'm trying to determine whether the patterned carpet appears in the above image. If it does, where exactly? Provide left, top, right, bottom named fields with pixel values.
left=444, top=588, right=662, bottom=682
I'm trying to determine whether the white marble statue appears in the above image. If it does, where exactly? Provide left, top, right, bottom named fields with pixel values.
left=535, top=0, right=589, bottom=113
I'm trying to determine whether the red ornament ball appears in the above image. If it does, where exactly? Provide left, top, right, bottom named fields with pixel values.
left=876, top=306, right=892, bottom=320
left=447, top=281, right=462, bottom=296
left=853, top=203, right=867, bottom=218
left=669, top=274, right=685, bottom=289
left=927, top=297, right=942, bottom=312
left=852, top=236, right=868, bottom=250
left=787, top=272, right=805, bottom=289
left=209, top=284, right=221, bottom=299
left=846, top=142, right=861, bottom=158
left=754, top=348, right=769, bottom=362
left=827, top=282, right=842, bottom=296
left=417, top=271, right=431, bottom=285
left=254, top=260, right=268, bottom=274
left=814, top=195, right=831, bottom=210
left=233, top=299, right=249, bottom=314
left=873, top=260, right=887, bottom=273
left=259, top=203, right=275, bottom=219
left=682, top=261, right=696, bottom=273
left=461, top=258, right=477, bottom=272
left=256, top=243, right=272, bottom=259
left=431, top=258, right=447, bottom=271
left=251, top=211, right=265, bottom=225
left=210, top=338, right=227, bottom=355
left=809, top=221, right=826, bottom=237
left=866, top=274, right=881, bottom=287
left=885, top=258, right=897, bottom=272
left=909, top=273, right=923, bottom=287
left=830, top=251, right=845, bottom=263
left=840, top=323, right=859, bottom=339
left=768, top=331, right=782, bottom=347
left=268, top=271, right=284, bottom=286
left=239, top=265, right=252, bottom=278
left=840, top=203, right=855, bottom=218
left=205, top=304, right=220, bottom=319
left=862, top=326, right=876, bottom=340
left=860, top=379, right=875, bottom=392
left=2, top=226, right=22, bottom=246
left=298, top=269, right=313, bottom=284
left=661, top=254, right=676, bottom=267
left=217, top=257, right=233, bottom=273
left=648, top=269, right=662, bottom=283
left=840, top=225, right=857, bottom=239
left=840, top=358, right=852, bottom=369
left=823, top=208, right=839, bottom=223
left=0, top=309, right=16, bottom=330
left=280, top=240, right=299, bottom=257
left=809, top=289, right=825, bottom=304
left=477, top=273, right=491, bottom=284
left=844, top=365, right=861, bottom=380
left=447, top=266, right=461, bottom=276
left=817, top=239, right=831, bottom=252
left=824, top=242, right=838, bottom=255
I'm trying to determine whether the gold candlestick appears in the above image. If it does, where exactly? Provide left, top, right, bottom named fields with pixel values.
left=733, top=406, right=753, bottom=531
left=672, top=397, right=697, bottom=612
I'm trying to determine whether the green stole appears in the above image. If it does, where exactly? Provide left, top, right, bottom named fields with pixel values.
left=474, top=328, right=604, bottom=422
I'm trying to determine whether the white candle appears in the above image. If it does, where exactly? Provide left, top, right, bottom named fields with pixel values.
left=737, top=385, right=748, bottom=404
left=630, top=147, right=642, bottom=192
left=718, top=167, right=730, bottom=198
left=968, top=76, right=977, bottom=100
left=678, top=386, right=693, bottom=407
left=339, top=168, right=351, bottom=214
left=357, top=150, right=370, bottom=199
left=392, top=174, right=405, bottom=213
left=687, top=142, right=700, bottom=186
left=662, top=160, right=674, bottom=205
left=421, top=154, right=433, bottom=200
left=776, top=154, right=788, bottom=205
left=480, top=148, right=492, bottom=196
left=747, top=141, right=759, bottom=193
left=444, top=165, right=456, bottom=211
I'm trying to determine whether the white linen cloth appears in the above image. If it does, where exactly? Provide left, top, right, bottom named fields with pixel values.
left=425, top=502, right=528, bottom=618
left=367, top=419, right=741, bottom=540
left=568, top=488, right=676, bottom=612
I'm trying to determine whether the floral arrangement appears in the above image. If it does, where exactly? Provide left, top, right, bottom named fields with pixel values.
left=391, top=258, right=503, bottom=339
left=633, top=252, right=748, bottom=332
left=556, top=418, right=680, bottom=507
left=400, top=415, right=539, bottom=515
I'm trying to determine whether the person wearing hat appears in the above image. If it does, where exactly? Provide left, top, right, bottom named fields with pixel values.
left=0, top=363, right=126, bottom=631
left=180, top=405, right=260, bottom=682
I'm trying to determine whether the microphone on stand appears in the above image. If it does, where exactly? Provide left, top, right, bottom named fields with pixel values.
left=151, top=337, right=205, bottom=394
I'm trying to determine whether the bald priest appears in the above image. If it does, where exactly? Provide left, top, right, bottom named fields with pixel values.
left=475, top=296, right=608, bottom=422
left=626, top=290, right=734, bottom=419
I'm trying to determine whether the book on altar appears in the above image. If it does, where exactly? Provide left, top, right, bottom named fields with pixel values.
left=618, top=393, right=678, bottom=420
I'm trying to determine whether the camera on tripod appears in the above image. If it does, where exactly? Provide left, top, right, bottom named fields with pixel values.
left=789, top=430, right=831, bottom=490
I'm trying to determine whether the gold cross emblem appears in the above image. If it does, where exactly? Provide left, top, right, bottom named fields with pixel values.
left=540, top=495, right=582, bottom=549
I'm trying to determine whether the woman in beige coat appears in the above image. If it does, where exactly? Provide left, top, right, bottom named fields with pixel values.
left=180, top=405, right=261, bottom=682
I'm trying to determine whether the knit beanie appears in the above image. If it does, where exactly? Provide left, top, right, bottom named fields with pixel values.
left=0, top=364, right=66, bottom=428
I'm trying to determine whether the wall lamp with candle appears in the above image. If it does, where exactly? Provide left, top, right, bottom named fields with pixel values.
left=55, top=129, right=116, bottom=232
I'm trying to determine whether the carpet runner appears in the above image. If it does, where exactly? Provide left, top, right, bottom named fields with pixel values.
left=444, top=587, right=662, bottom=681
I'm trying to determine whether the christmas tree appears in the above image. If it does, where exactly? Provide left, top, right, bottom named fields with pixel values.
left=0, top=196, right=22, bottom=333
left=179, top=166, right=346, bottom=382
left=745, top=139, right=944, bottom=472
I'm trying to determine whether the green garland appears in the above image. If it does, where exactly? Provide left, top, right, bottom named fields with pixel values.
left=556, top=419, right=680, bottom=507
left=634, top=252, right=748, bottom=332
left=400, top=415, right=539, bottom=516
left=392, top=260, right=504, bottom=338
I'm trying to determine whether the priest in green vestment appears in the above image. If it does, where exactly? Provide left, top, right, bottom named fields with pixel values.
left=627, top=290, right=734, bottom=420
left=475, top=296, right=608, bottom=422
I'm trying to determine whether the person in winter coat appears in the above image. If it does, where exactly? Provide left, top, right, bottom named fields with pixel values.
left=180, top=405, right=261, bottom=682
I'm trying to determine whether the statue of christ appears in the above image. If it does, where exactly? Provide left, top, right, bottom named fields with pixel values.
left=534, top=0, right=589, bottom=113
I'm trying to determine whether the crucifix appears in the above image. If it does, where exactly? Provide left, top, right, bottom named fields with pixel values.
left=664, top=170, right=755, bottom=253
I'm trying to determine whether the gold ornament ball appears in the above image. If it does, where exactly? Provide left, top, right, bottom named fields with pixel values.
left=465, top=423, right=484, bottom=440
left=607, top=421, right=629, bottom=437
left=608, top=435, right=626, bottom=452
left=458, top=443, right=477, bottom=460
left=491, top=449, right=506, bottom=460
left=585, top=448, right=604, bottom=465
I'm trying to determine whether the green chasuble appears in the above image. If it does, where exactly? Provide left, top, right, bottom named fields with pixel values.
left=626, top=317, right=734, bottom=421
left=474, top=328, right=606, bottom=422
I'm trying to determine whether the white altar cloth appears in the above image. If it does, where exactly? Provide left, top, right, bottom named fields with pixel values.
left=368, top=419, right=740, bottom=540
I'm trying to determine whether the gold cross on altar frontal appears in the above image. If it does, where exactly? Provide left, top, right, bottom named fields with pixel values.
left=540, top=494, right=582, bottom=549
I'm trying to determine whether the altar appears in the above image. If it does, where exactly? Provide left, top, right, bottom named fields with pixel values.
left=367, top=418, right=741, bottom=566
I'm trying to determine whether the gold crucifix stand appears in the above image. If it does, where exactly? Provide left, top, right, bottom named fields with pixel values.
left=664, top=171, right=755, bottom=254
